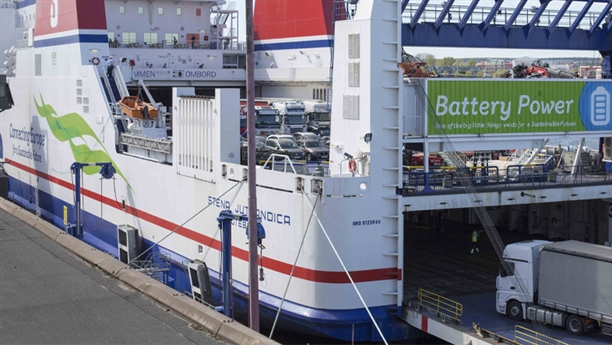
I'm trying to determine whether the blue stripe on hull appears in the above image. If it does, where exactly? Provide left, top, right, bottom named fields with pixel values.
left=254, top=39, right=333, bottom=51
left=7, top=176, right=411, bottom=341
left=34, top=34, right=109, bottom=48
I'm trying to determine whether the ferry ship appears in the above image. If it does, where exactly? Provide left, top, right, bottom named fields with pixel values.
left=1, top=0, right=611, bottom=343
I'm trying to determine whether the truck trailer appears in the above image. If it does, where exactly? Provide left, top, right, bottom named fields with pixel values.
left=496, top=240, right=612, bottom=336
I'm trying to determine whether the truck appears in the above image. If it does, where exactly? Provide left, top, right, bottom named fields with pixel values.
left=263, top=99, right=308, bottom=134
left=302, top=99, right=331, bottom=136
left=240, top=100, right=283, bottom=137
left=496, top=240, right=612, bottom=336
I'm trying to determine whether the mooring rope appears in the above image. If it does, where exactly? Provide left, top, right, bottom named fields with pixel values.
left=302, top=192, right=389, bottom=345
left=129, top=178, right=245, bottom=264
left=269, top=187, right=320, bottom=339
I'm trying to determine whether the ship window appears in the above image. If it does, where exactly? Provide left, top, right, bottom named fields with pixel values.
left=76, top=89, right=82, bottom=96
left=83, top=106, right=89, bottom=113
left=123, top=32, right=137, bottom=44
left=107, top=32, right=115, bottom=41
left=76, top=97, right=82, bottom=104
left=144, top=33, right=158, bottom=45
left=158, top=7, right=164, bottom=15
left=177, top=8, right=182, bottom=16
left=196, top=8, right=201, bottom=16
left=165, top=33, right=178, bottom=44
left=119, top=5, right=125, bottom=14
left=83, top=97, right=89, bottom=105
left=138, top=6, right=144, bottom=15
left=76, top=80, right=82, bottom=87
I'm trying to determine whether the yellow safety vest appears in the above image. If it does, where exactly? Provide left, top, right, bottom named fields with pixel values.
left=472, top=231, right=478, bottom=242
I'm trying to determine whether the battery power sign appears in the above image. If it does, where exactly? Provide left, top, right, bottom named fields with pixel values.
left=591, top=86, right=610, bottom=126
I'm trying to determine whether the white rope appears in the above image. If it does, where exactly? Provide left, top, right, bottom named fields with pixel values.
left=302, top=192, right=388, bottom=345
left=129, top=179, right=244, bottom=264
left=269, top=188, right=320, bottom=339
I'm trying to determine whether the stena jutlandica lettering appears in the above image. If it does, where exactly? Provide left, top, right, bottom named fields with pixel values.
left=207, top=196, right=290, bottom=227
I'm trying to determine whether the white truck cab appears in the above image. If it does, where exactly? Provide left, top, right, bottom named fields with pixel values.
left=496, top=240, right=551, bottom=320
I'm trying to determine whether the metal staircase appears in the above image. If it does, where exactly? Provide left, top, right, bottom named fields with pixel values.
left=107, top=77, right=121, bottom=102
left=514, top=148, right=539, bottom=165
left=439, top=151, right=456, bottom=167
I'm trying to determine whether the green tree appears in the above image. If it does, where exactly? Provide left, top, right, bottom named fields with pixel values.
left=453, top=70, right=460, bottom=77
left=441, top=57, right=456, bottom=66
left=477, top=70, right=485, bottom=77
left=465, top=70, right=473, bottom=77
left=467, top=59, right=477, bottom=67
left=492, top=70, right=504, bottom=78
left=425, top=54, right=436, bottom=67
left=453, top=60, right=466, bottom=67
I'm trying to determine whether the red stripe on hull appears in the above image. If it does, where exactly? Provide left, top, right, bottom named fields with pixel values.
left=6, top=159, right=398, bottom=285
left=254, top=0, right=340, bottom=41
left=35, top=0, right=107, bottom=37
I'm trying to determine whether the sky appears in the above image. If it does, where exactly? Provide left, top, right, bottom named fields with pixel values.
left=225, top=0, right=606, bottom=59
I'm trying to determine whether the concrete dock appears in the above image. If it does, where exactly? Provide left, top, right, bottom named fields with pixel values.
left=0, top=200, right=277, bottom=345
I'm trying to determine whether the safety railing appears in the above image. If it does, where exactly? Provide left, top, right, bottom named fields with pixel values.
left=417, top=288, right=463, bottom=323
left=514, top=325, right=569, bottom=345
left=400, top=164, right=611, bottom=195
left=402, top=3, right=605, bottom=31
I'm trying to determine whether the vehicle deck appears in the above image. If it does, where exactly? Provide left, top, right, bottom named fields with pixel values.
left=402, top=218, right=610, bottom=345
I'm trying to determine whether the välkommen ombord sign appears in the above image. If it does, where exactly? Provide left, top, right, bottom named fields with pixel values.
left=426, top=80, right=612, bottom=135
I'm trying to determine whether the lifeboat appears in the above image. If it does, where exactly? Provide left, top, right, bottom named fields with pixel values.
left=119, top=96, right=158, bottom=119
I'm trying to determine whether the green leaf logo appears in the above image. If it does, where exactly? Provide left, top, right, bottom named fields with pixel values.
left=34, top=94, right=132, bottom=189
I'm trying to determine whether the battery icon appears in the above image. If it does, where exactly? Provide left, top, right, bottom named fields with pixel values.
left=591, top=86, right=610, bottom=126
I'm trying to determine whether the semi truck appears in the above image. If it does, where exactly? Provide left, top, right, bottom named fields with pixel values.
left=496, top=240, right=612, bottom=336
left=302, top=99, right=331, bottom=136
left=240, top=100, right=283, bottom=137
left=263, top=99, right=308, bottom=134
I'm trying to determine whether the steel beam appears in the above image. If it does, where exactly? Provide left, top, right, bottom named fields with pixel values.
left=410, top=0, right=430, bottom=29
left=589, top=2, right=612, bottom=35
left=434, top=0, right=456, bottom=30
left=478, top=0, right=505, bottom=33
left=457, top=0, right=480, bottom=31
left=548, top=0, right=573, bottom=33
left=503, top=0, right=528, bottom=32
left=523, top=0, right=551, bottom=37
left=569, top=0, right=594, bottom=34
left=401, top=0, right=410, bottom=13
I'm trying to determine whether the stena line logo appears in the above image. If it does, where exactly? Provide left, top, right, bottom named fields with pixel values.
left=50, top=0, right=59, bottom=28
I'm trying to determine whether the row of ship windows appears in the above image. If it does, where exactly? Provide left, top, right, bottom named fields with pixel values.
left=119, top=6, right=201, bottom=16
left=16, top=6, right=200, bottom=23
left=108, top=32, right=181, bottom=45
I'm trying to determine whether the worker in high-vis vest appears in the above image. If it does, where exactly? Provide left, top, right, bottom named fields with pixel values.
left=471, top=229, right=483, bottom=254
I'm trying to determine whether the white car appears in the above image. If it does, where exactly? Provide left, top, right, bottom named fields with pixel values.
left=267, top=134, right=295, bottom=141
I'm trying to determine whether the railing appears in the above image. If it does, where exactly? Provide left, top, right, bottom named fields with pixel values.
left=401, top=164, right=611, bottom=194
left=403, top=3, right=605, bottom=31
left=514, top=325, right=569, bottom=345
left=418, top=288, right=463, bottom=322
left=109, top=39, right=238, bottom=51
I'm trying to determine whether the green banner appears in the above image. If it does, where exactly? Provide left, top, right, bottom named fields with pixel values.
left=426, top=80, right=612, bottom=135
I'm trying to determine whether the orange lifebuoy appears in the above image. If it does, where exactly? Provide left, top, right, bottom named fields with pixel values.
left=348, top=159, right=357, bottom=173
left=92, top=57, right=100, bottom=65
